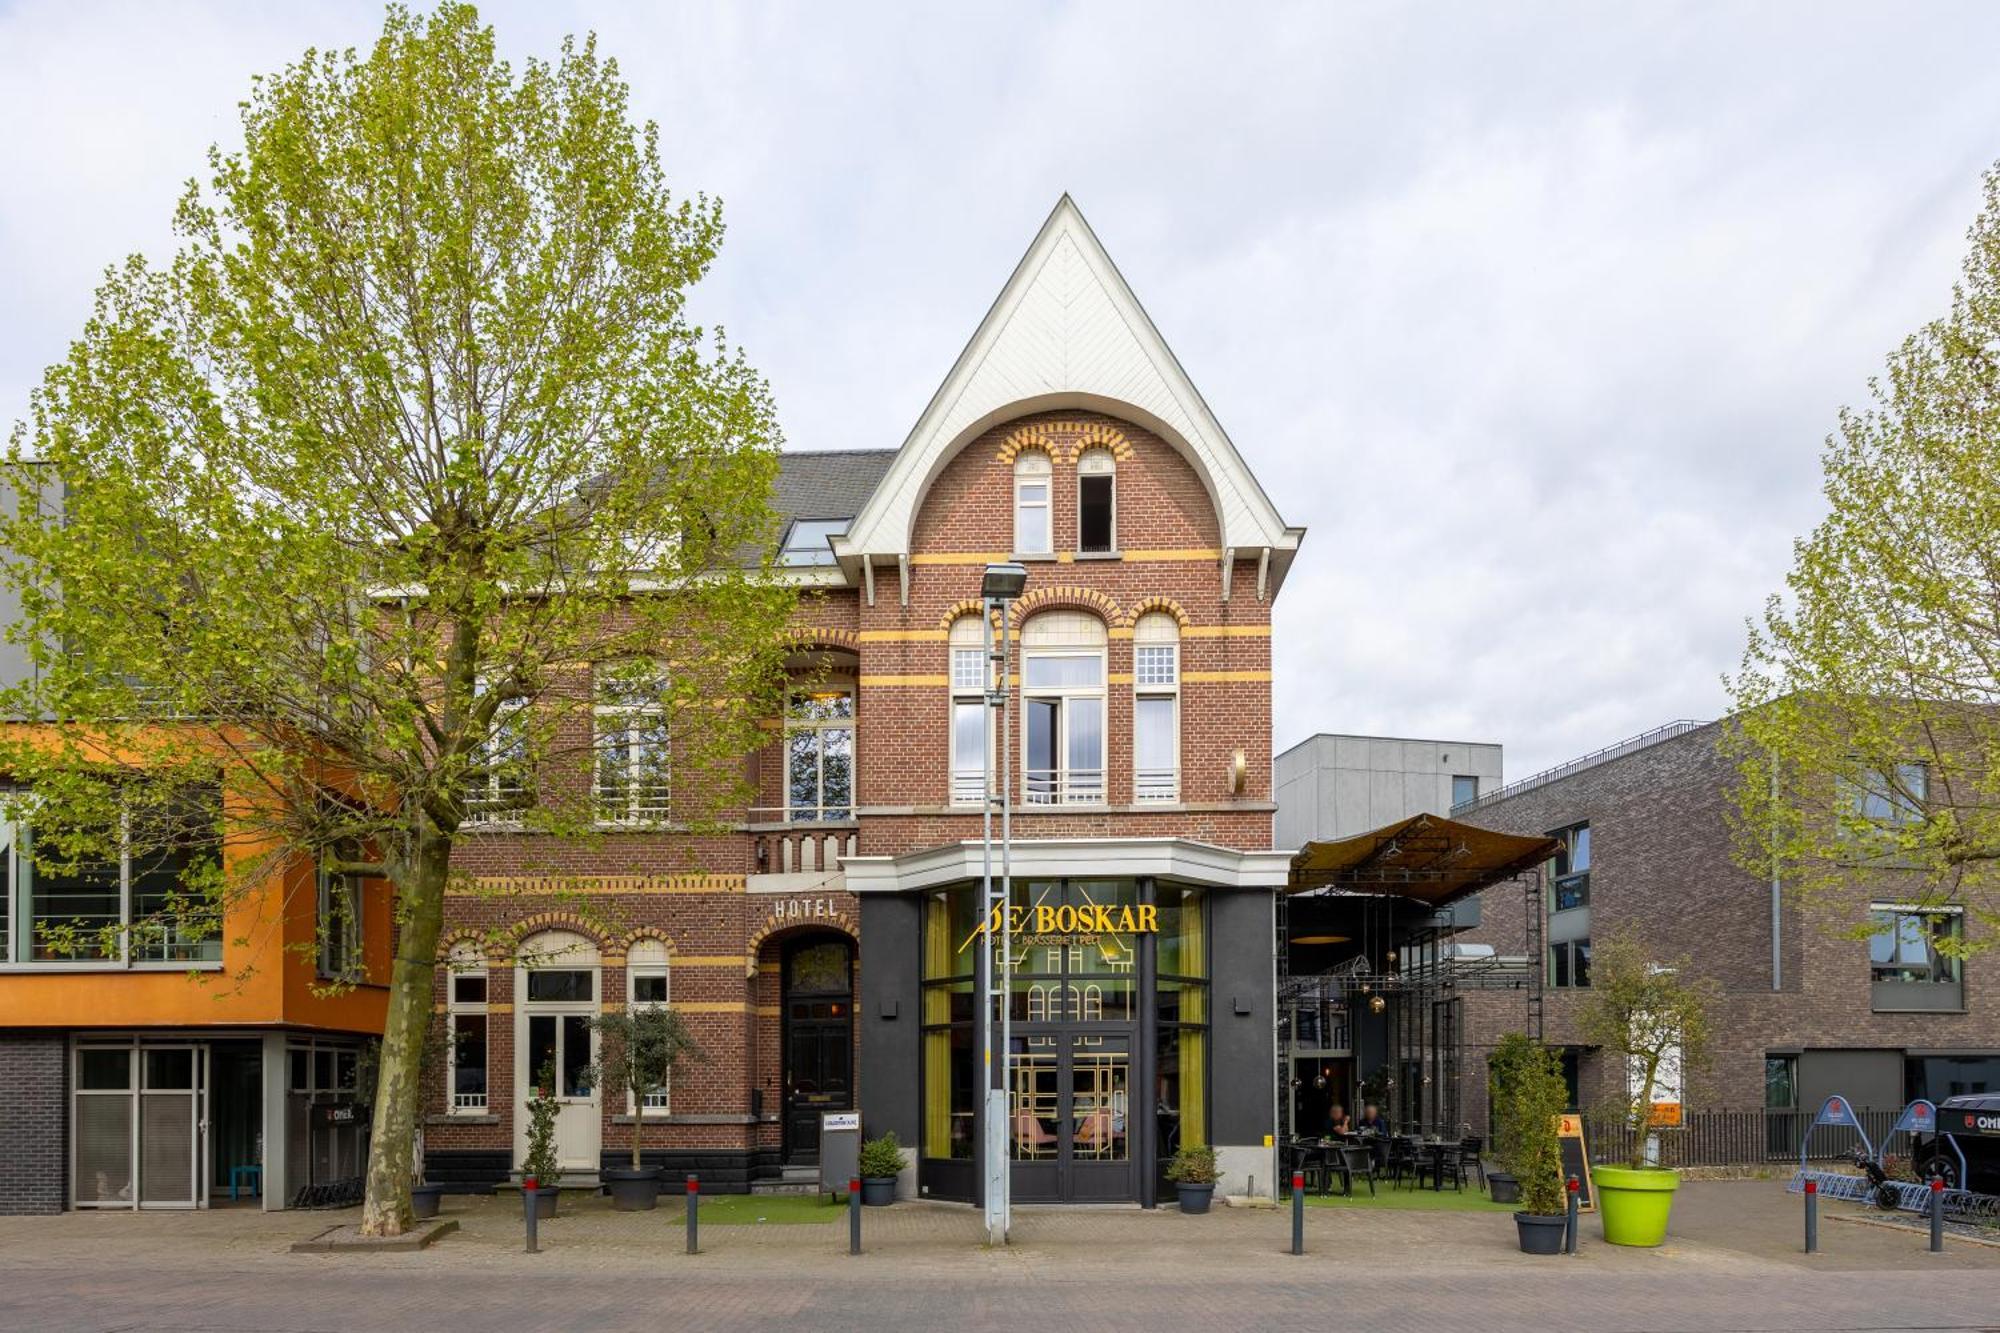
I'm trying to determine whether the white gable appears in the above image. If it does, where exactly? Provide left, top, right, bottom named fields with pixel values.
left=836, top=197, right=1303, bottom=589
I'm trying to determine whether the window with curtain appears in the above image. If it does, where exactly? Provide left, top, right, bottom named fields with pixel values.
left=786, top=686, right=855, bottom=820
left=1077, top=447, right=1115, bottom=553
left=1014, top=451, right=1052, bottom=555
left=948, top=616, right=988, bottom=807
left=595, top=662, right=671, bottom=826
left=1156, top=885, right=1208, bottom=1162
left=627, top=938, right=672, bottom=1110
left=921, top=888, right=979, bottom=1162
left=1132, top=612, right=1180, bottom=802
left=1022, top=612, right=1106, bottom=805
left=447, top=942, right=488, bottom=1112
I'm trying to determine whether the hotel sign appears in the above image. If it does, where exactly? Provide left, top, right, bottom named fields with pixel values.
left=771, top=897, right=840, bottom=923
left=958, top=902, right=1158, bottom=954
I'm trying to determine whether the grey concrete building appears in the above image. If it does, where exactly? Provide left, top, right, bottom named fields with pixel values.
left=1452, top=718, right=2000, bottom=1129
left=1274, top=733, right=1503, bottom=849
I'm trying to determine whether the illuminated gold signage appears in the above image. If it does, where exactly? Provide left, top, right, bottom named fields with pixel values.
left=957, top=903, right=1157, bottom=954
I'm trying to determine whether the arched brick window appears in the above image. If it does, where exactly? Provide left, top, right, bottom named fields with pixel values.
left=1132, top=612, right=1180, bottom=802
left=1014, top=451, right=1052, bottom=555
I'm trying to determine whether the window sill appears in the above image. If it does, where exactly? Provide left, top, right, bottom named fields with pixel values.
left=429, top=1113, right=500, bottom=1126
left=0, top=960, right=226, bottom=973
left=1073, top=549, right=1122, bottom=561
left=1011, top=552, right=1060, bottom=562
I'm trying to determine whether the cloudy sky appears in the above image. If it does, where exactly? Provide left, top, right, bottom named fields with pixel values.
left=4, top=1, right=1997, bottom=779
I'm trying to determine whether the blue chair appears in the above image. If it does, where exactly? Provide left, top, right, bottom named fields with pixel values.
left=229, top=1163, right=262, bottom=1201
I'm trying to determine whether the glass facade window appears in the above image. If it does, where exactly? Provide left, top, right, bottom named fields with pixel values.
left=1867, top=907, right=1961, bottom=984
left=948, top=616, right=989, bottom=806
left=1549, top=938, right=1591, bottom=988
left=1021, top=614, right=1107, bottom=805
left=1451, top=774, right=1478, bottom=808
left=1549, top=822, right=1589, bottom=912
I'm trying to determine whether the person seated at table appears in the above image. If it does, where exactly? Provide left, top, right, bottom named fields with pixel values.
left=1355, top=1103, right=1389, bottom=1134
left=1324, top=1103, right=1352, bottom=1136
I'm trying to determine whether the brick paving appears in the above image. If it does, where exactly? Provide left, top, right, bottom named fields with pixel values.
left=0, top=1182, right=1993, bottom=1331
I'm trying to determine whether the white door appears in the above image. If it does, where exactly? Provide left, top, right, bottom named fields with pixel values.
left=138, top=1045, right=203, bottom=1208
left=515, top=932, right=602, bottom=1174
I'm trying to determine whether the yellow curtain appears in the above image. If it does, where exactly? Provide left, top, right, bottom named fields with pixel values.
left=1180, top=1025, right=1207, bottom=1149
left=1180, top=892, right=1207, bottom=978
left=922, top=895, right=950, bottom=1156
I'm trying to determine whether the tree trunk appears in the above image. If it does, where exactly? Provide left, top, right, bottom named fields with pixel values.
left=359, top=832, right=452, bottom=1236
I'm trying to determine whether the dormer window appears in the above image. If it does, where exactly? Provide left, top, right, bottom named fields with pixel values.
left=1077, top=448, right=1115, bottom=554
left=780, top=518, right=848, bottom=568
left=1014, top=453, right=1052, bottom=555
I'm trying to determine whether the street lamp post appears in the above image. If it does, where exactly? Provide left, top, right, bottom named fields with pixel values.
left=977, top=562, right=1026, bottom=1246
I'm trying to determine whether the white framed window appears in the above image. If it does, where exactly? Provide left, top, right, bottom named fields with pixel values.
left=627, top=938, right=672, bottom=1112
left=464, top=684, right=530, bottom=826
left=1022, top=612, right=1106, bottom=805
left=1132, top=612, right=1179, bottom=802
left=595, top=662, right=671, bottom=826
left=785, top=686, right=855, bottom=820
left=447, top=942, right=489, bottom=1113
left=1014, top=452, right=1052, bottom=555
left=316, top=865, right=364, bottom=982
left=1077, top=447, right=1115, bottom=554
left=949, top=616, right=989, bottom=807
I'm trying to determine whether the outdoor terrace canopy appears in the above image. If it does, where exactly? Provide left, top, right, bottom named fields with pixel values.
left=1286, top=813, right=1559, bottom=907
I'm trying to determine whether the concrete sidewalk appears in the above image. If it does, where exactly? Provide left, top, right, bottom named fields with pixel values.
left=0, top=1181, right=1992, bottom=1331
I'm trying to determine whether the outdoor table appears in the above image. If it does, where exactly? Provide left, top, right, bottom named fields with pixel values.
left=1413, top=1140, right=1451, bottom=1191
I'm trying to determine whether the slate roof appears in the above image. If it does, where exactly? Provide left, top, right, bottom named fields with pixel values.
left=772, top=449, right=899, bottom=526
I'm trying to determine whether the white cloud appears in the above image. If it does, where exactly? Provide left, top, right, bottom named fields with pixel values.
left=3, top=0, right=1996, bottom=776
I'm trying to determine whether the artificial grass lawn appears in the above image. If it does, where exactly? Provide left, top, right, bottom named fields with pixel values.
left=666, top=1192, right=848, bottom=1225
left=1296, top=1184, right=1514, bottom=1212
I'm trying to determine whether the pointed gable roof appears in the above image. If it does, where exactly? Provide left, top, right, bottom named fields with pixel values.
left=835, top=196, right=1304, bottom=592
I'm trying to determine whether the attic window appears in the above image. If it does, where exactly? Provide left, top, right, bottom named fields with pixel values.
left=781, top=519, right=848, bottom=567
left=1077, top=448, right=1115, bottom=554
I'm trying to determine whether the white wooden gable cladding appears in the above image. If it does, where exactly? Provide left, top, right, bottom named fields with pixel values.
left=835, top=196, right=1302, bottom=583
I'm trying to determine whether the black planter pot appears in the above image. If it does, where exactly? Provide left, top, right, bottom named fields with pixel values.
left=605, top=1167, right=662, bottom=1211
left=1176, top=1182, right=1215, bottom=1215
left=524, top=1186, right=559, bottom=1220
left=1514, top=1211, right=1566, bottom=1255
left=410, top=1184, right=444, bottom=1220
left=1488, top=1173, right=1521, bottom=1205
left=861, top=1176, right=896, bottom=1207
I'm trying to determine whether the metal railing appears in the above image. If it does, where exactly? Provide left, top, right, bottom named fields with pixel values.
left=1579, top=1107, right=1910, bottom=1168
left=950, top=770, right=987, bottom=806
left=1452, top=719, right=1709, bottom=816
left=594, top=782, right=672, bottom=826
left=1134, top=767, right=1179, bottom=803
left=1023, top=768, right=1106, bottom=806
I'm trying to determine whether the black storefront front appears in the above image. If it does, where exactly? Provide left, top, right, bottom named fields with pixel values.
left=853, top=841, right=1286, bottom=1209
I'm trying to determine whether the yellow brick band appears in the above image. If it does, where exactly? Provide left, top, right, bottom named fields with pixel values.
left=1182, top=625, right=1272, bottom=638
left=453, top=873, right=747, bottom=896
left=673, top=955, right=749, bottom=969
left=677, top=1002, right=760, bottom=1015
left=1182, top=670, right=1273, bottom=683
left=909, top=552, right=1010, bottom=566
left=856, top=629, right=950, bottom=642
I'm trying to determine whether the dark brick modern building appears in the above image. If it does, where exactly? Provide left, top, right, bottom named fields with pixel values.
left=1452, top=718, right=1998, bottom=1129
left=423, top=196, right=1304, bottom=1206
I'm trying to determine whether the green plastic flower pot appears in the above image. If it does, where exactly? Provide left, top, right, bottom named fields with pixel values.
left=1594, top=1165, right=1679, bottom=1246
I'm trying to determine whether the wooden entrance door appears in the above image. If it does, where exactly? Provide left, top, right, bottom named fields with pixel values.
left=781, top=935, right=853, bottom=1165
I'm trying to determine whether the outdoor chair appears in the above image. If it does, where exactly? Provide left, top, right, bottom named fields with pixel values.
left=1332, top=1143, right=1377, bottom=1197
left=1285, top=1138, right=1330, bottom=1195
left=1457, top=1136, right=1486, bottom=1190
left=1386, top=1135, right=1418, bottom=1189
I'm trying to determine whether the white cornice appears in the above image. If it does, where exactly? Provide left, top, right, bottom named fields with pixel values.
left=841, top=836, right=1291, bottom=895
left=834, top=196, right=1304, bottom=594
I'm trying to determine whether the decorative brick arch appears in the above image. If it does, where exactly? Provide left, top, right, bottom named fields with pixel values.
left=1008, top=585, right=1122, bottom=628
left=1118, top=596, right=1190, bottom=630
left=437, top=928, right=504, bottom=967
left=743, top=912, right=860, bottom=977
left=619, top=926, right=679, bottom=954
left=994, top=420, right=1137, bottom=465
left=504, top=914, right=612, bottom=955
left=783, top=625, right=859, bottom=653
left=935, top=599, right=1002, bottom=632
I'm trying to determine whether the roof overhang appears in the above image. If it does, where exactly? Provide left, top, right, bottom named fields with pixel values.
left=1287, top=814, right=1557, bottom=909
left=843, top=837, right=1291, bottom=895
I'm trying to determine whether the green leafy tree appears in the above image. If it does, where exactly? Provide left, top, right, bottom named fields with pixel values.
left=1730, top=162, right=2000, bottom=952
left=591, top=1005, right=704, bottom=1169
left=1488, top=1032, right=1567, bottom=1215
left=1574, top=933, right=1717, bottom=1170
left=0, top=4, right=793, bottom=1235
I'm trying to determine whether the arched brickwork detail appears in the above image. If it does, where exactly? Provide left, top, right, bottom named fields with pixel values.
left=1117, top=596, right=1190, bottom=629
left=503, top=913, right=612, bottom=953
left=936, top=600, right=1004, bottom=632
left=1007, top=585, right=1121, bottom=628
left=618, top=926, right=679, bottom=955
left=994, top=420, right=1137, bottom=465
left=437, top=928, right=506, bottom=966
left=743, top=913, right=860, bottom=977
left=783, top=625, right=859, bottom=653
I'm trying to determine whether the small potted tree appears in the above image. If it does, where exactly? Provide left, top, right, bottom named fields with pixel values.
left=591, top=1006, right=704, bottom=1211
left=857, top=1132, right=905, bottom=1206
left=521, top=1068, right=563, bottom=1219
left=1165, top=1144, right=1221, bottom=1214
left=1490, top=1032, right=1567, bottom=1254
left=1484, top=1034, right=1537, bottom=1205
left=1577, top=932, right=1717, bottom=1246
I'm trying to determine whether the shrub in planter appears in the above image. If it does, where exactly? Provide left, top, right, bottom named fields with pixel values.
left=1489, top=1032, right=1567, bottom=1254
left=1165, top=1144, right=1221, bottom=1214
left=858, top=1132, right=905, bottom=1206
left=522, top=1069, right=563, bottom=1218
left=591, top=1006, right=705, bottom=1211
left=1577, top=933, right=1718, bottom=1247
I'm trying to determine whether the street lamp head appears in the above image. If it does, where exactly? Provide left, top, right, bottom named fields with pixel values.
left=981, top=562, right=1029, bottom=601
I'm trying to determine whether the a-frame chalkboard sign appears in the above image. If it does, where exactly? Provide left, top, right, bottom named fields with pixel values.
left=1557, top=1113, right=1596, bottom=1211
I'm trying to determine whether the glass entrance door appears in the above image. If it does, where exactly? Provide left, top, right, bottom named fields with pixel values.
left=1008, top=1033, right=1132, bottom=1202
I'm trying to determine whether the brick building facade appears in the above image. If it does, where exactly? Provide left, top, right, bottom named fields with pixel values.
left=424, top=197, right=1304, bottom=1204
left=1452, top=719, right=1999, bottom=1131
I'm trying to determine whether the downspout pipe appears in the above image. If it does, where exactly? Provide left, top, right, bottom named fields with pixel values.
left=1770, top=758, right=1782, bottom=991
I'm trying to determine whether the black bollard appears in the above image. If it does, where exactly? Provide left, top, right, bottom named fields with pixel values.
left=1930, top=1176, right=1945, bottom=1252
left=523, top=1179, right=540, bottom=1254
left=849, top=1177, right=862, bottom=1255
left=1291, top=1171, right=1304, bottom=1255
left=1804, top=1179, right=1818, bottom=1254
left=686, top=1174, right=699, bottom=1255
left=1565, top=1176, right=1579, bottom=1254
